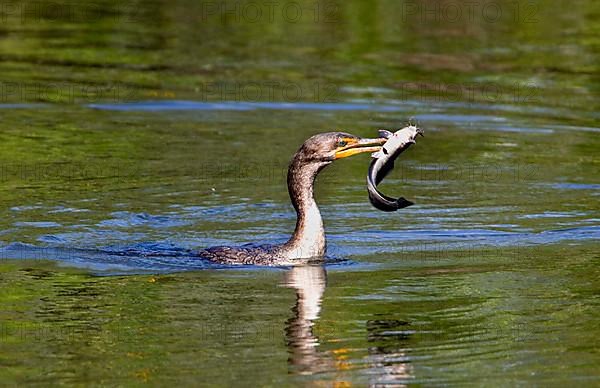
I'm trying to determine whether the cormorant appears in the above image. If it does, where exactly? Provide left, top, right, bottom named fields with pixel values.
left=199, top=132, right=386, bottom=265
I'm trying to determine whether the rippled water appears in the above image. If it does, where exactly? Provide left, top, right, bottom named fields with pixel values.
left=1, top=0, right=599, bottom=385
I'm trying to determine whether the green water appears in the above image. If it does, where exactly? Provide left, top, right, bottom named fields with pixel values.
left=1, top=0, right=599, bottom=385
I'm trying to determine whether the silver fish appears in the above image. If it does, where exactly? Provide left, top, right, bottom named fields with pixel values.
left=367, top=125, right=424, bottom=212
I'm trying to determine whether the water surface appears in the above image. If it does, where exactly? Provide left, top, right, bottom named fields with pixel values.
left=0, top=0, right=599, bottom=385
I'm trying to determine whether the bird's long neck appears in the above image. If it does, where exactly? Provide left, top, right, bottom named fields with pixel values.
left=279, top=156, right=327, bottom=260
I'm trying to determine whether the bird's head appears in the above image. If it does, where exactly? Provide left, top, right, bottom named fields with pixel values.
left=295, top=132, right=386, bottom=165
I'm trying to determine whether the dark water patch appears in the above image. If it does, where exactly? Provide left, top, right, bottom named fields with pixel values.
left=0, top=242, right=213, bottom=275
left=97, top=211, right=191, bottom=228
left=32, top=230, right=149, bottom=248
left=37, top=235, right=67, bottom=244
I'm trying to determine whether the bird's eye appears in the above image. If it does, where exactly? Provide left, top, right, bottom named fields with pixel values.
left=337, top=140, right=347, bottom=148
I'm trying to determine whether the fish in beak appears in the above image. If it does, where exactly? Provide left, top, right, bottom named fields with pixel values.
left=334, top=137, right=387, bottom=159
left=367, top=125, right=424, bottom=211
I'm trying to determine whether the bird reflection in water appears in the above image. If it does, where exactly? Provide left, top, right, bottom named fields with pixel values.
left=283, top=264, right=330, bottom=375
left=282, top=265, right=413, bottom=385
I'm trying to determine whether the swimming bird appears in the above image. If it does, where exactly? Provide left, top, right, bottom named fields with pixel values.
left=199, top=132, right=386, bottom=266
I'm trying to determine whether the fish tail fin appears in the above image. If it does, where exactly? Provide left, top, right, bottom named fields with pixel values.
left=396, top=197, right=414, bottom=209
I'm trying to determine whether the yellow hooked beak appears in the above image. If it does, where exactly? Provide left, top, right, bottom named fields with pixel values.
left=334, top=137, right=387, bottom=159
